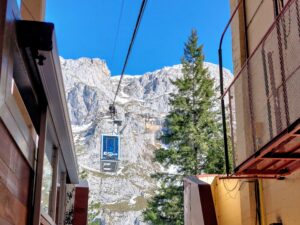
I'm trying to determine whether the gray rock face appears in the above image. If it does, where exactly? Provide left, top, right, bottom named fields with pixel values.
left=61, top=57, right=232, bottom=225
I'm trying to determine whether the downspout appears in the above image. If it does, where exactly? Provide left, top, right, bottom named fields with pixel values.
left=242, top=0, right=250, bottom=57
left=218, top=0, right=243, bottom=176
left=258, top=179, right=267, bottom=225
left=218, top=47, right=230, bottom=176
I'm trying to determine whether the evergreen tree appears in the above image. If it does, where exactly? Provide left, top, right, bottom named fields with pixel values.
left=143, top=30, right=225, bottom=225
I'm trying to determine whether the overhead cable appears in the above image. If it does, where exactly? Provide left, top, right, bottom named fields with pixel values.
left=112, top=0, right=148, bottom=106
left=111, top=0, right=125, bottom=63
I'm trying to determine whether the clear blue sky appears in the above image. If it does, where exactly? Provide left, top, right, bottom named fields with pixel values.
left=46, top=0, right=233, bottom=75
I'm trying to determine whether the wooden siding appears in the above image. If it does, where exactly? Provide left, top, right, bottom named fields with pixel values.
left=73, top=187, right=89, bottom=225
left=0, top=120, right=32, bottom=225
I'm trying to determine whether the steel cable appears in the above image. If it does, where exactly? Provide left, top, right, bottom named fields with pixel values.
left=112, top=0, right=148, bottom=106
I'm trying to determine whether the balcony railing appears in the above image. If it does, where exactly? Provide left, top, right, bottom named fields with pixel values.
left=223, top=0, right=300, bottom=176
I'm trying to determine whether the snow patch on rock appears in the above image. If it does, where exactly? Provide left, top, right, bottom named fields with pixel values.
left=61, top=57, right=232, bottom=224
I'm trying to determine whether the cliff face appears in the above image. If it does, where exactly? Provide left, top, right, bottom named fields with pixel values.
left=61, top=57, right=232, bottom=225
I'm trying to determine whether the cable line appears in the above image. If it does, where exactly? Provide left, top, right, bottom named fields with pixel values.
left=111, top=0, right=148, bottom=109
left=111, top=0, right=125, bottom=63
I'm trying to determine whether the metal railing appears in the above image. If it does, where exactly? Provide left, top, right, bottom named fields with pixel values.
left=223, top=0, right=300, bottom=171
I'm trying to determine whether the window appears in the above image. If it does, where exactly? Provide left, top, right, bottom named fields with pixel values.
left=41, top=149, right=53, bottom=215
left=41, top=140, right=60, bottom=221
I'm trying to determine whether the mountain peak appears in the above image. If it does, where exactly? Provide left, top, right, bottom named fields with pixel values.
left=61, top=57, right=233, bottom=224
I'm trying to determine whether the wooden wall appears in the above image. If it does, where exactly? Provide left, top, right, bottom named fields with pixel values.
left=73, top=187, right=89, bottom=225
left=0, top=0, right=33, bottom=224
left=0, top=120, right=32, bottom=225
left=0, top=0, right=88, bottom=224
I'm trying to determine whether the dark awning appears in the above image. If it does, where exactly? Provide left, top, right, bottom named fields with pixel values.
left=16, top=20, right=79, bottom=183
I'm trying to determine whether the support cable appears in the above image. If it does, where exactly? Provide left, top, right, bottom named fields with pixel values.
left=112, top=0, right=148, bottom=107
left=111, top=0, right=126, bottom=63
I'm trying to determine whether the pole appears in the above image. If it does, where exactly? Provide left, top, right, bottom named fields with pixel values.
left=218, top=49, right=230, bottom=176
left=218, top=0, right=243, bottom=176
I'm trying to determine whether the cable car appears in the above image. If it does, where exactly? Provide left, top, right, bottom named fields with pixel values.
left=100, top=134, right=120, bottom=172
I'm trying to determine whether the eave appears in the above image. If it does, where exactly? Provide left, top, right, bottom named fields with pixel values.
left=16, top=20, right=79, bottom=183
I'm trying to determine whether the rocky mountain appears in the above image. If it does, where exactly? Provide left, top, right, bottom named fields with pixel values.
left=60, top=57, right=232, bottom=225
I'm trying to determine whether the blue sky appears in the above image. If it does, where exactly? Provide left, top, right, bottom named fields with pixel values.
left=46, top=0, right=233, bottom=75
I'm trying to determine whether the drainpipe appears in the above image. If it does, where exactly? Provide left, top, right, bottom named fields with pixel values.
left=218, top=0, right=243, bottom=176
left=242, top=0, right=250, bottom=57
left=218, top=48, right=230, bottom=176
left=258, top=179, right=267, bottom=225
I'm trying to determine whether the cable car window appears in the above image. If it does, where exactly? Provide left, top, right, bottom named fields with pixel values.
left=101, top=135, right=119, bottom=161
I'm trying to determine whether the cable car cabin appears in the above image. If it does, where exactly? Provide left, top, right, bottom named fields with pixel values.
left=100, top=134, right=120, bottom=172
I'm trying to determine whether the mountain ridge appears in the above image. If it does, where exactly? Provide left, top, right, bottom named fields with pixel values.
left=61, top=57, right=232, bottom=225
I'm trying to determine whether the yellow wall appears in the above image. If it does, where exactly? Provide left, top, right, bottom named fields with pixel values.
left=199, top=176, right=242, bottom=225
left=262, top=171, right=300, bottom=224
left=200, top=173, right=300, bottom=225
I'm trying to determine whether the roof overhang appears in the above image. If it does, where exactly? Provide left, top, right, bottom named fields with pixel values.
left=16, top=20, right=79, bottom=183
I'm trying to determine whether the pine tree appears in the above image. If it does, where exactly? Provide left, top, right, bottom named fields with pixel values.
left=143, top=30, right=225, bottom=225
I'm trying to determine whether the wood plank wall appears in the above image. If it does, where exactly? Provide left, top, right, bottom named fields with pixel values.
left=0, top=120, right=32, bottom=225
left=0, top=0, right=33, bottom=224
left=73, top=187, right=89, bottom=225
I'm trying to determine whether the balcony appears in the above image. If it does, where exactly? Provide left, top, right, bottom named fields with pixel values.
left=223, top=0, right=300, bottom=177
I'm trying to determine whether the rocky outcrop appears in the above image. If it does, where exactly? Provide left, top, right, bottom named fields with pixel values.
left=61, top=57, right=232, bottom=225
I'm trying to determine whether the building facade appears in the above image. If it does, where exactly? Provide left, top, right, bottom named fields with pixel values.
left=184, top=0, right=300, bottom=224
left=0, top=0, right=88, bottom=224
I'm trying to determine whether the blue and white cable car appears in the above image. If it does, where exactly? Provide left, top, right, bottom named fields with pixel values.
left=100, top=134, right=120, bottom=172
